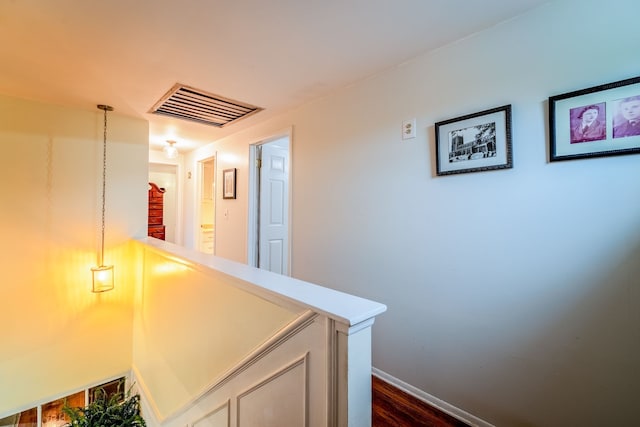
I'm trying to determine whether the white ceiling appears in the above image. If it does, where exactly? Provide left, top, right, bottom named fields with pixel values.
left=0, top=0, right=549, bottom=153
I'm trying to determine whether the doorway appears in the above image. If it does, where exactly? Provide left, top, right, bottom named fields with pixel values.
left=149, top=163, right=179, bottom=244
left=197, top=157, right=216, bottom=254
left=248, top=134, right=291, bottom=275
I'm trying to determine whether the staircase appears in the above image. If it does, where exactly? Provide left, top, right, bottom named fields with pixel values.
left=0, top=239, right=387, bottom=427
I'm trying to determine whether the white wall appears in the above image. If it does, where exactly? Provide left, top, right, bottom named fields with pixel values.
left=186, top=143, right=250, bottom=260
left=183, top=0, right=640, bottom=425
left=0, top=96, right=148, bottom=415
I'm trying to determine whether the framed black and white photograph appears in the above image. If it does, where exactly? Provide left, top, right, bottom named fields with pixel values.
left=222, top=168, right=236, bottom=199
left=435, top=104, right=512, bottom=176
left=549, top=75, right=640, bottom=161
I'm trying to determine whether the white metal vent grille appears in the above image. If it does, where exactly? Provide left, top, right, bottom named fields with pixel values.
left=150, top=83, right=263, bottom=127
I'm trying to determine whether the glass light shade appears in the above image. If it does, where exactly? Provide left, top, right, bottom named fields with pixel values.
left=91, top=265, right=114, bottom=292
left=163, top=142, right=178, bottom=159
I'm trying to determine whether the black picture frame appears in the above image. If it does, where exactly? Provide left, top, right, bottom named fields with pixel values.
left=549, top=76, right=640, bottom=161
left=435, top=105, right=512, bottom=176
left=222, top=168, right=236, bottom=199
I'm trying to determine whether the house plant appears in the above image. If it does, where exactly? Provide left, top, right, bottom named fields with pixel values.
left=63, top=384, right=146, bottom=427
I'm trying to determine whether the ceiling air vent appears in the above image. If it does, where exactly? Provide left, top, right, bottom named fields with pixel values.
left=150, top=83, right=263, bottom=127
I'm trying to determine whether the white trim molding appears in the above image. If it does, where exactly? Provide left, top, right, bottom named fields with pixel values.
left=372, top=368, right=495, bottom=427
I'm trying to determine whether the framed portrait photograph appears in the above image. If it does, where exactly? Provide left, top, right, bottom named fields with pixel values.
left=222, top=168, right=236, bottom=199
left=549, top=75, right=640, bottom=161
left=435, top=104, right=512, bottom=176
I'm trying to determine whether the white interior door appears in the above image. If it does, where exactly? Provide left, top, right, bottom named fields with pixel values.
left=258, top=139, right=290, bottom=274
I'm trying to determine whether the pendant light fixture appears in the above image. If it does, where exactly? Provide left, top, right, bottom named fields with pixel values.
left=163, top=140, right=178, bottom=159
left=91, top=104, right=115, bottom=292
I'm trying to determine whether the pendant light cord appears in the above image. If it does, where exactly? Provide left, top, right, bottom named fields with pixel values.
left=97, top=104, right=113, bottom=267
left=100, top=108, right=107, bottom=266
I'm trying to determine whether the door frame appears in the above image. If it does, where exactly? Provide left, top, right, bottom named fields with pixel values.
left=247, top=128, right=292, bottom=275
left=149, top=159, right=183, bottom=245
left=196, top=154, right=217, bottom=254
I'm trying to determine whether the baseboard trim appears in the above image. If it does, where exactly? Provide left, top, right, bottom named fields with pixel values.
left=372, top=367, right=494, bottom=427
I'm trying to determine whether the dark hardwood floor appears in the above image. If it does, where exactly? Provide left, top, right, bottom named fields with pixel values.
left=372, top=376, right=471, bottom=427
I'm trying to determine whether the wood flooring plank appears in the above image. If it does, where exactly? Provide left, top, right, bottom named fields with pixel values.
left=372, top=376, right=470, bottom=427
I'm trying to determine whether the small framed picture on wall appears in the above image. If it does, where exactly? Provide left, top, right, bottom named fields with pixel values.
left=435, top=104, right=513, bottom=176
left=223, top=168, right=237, bottom=199
left=549, top=75, right=640, bottom=161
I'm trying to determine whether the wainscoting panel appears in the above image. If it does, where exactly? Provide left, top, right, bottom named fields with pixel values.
left=237, top=354, right=308, bottom=427
left=192, top=400, right=230, bottom=427
left=136, top=314, right=328, bottom=427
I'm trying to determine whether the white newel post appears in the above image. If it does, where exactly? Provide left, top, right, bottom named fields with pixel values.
left=335, top=318, right=376, bottom=427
